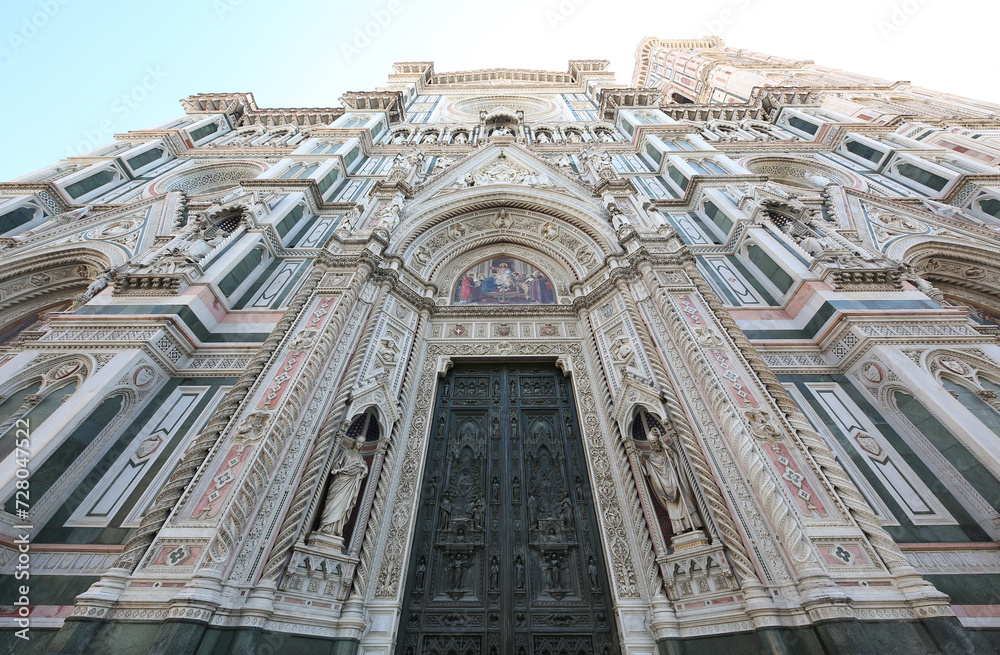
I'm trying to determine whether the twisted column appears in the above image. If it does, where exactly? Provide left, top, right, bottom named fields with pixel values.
left=112, top=265, right=327, bottom=571
left=682, top=261, right=942, bottom=599
left=260, top=278, right=386, bottom=582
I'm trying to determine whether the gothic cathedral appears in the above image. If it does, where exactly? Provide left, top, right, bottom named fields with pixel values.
left=3, top=37, right=1000, bottom=654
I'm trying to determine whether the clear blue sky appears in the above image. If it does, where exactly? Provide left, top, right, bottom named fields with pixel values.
left=2, top=0, right=996, bottom=181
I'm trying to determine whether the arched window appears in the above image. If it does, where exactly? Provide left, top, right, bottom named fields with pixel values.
left=893, top=390, right=1000, bottom=518
left=280, top=163, right=304, bottom=179
left=0, top=380, right=78, bottom=460
left=4, top=393, right=123, bottom=514
left=941, top=377, right=1000, bottom=441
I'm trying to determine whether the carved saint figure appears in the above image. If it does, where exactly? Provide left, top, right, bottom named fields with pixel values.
left=318, top=439, right=369, bottom=538
left=641, top=428, right=702, bottom=535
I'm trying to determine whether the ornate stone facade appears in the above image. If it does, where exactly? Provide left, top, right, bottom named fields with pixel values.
left=2, top=37, right=1000, bottom=654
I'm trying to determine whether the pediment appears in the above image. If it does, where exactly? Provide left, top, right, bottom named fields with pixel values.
left=414, top=144, right=596, bottom=207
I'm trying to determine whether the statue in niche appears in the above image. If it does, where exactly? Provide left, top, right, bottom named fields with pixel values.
left=559, top=496, right=573, bottom=528
left=377, top=192, right=405, bottom=232
left=440, top=496, right=453, bottom=530
left=392, top=132, right=407, bottom=144
left=415, top=556, right=426, bottom=589
left=514, top=555, right=525, bottom=589
left=318, top=439, right=369, bottom=539
left=471, top=496, right=485, bottom=528
left=490, top=126, right=513, bottom=137
left=453, top=131, right=468, bottom=145
left=536, top=131, right=551, bottom=143
left=640, top=427, right=702, bottom=535
left=527, top=493, right=539, bottom=528
left=490, top=556, right=500, bottom=590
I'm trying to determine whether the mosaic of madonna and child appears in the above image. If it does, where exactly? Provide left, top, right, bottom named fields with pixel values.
left=452, top=256, right=555, bottom=305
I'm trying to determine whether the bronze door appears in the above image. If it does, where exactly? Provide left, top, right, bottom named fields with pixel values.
left=397, top=363, right=618, bottom=655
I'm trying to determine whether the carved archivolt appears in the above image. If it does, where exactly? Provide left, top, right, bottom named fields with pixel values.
left=403, top=207, right=606, bottom=285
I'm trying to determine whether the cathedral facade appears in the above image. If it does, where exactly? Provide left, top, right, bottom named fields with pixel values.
left=2, top=37, right=1000, bottom=654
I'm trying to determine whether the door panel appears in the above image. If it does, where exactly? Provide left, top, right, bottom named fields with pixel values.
left=397, top=363, right=617, bottom=655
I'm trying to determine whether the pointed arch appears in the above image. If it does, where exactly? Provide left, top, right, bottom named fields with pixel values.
left=902, top=239, right=1000, bottom=319
left=0, top=245, right=116, bottom=342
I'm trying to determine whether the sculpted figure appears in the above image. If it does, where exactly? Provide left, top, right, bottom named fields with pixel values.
left=641, top=428, right=702, bottom=535
left=318, top=439, right=369, bottom=538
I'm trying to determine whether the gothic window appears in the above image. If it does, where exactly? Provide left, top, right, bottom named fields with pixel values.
left=317, top=168, right=341, bottom=198
left=941, top=377, right=1000, bottom=440
left=0, top=204, right=43, bottom=235
left=125, top=147, right=166, bottom=173
left=893, top=390, right=1000, bottom=518
left=218, top=246, right=268, bottom=300
left=189, top=122, right=219, bottom=142
left=844, top=139, right=885, bottom=164
left=743, top=243, right=793, bottom=295
left=275, top=204, right=307, bottom=239
left=702, top=201, right=733, bottom=234
left=688, top=159, right=726, bottom=175
left=3, top=391, right=120, bottom=516
left=280, top=162, right=320, bottom=179
left=0, top=378, right=80, bottom=461
left=896, top=162, right=948, bottom=192
left=666, top=165, right=689, bottom=192
left=975, top=196, right=1000, bottom=219
left=452, top=256, right=555, bottom=306
left=66, top=387, right=213, bottom=528
left=63, top=169, right=118, bottom=200
left=310, top=141, right=344, bottom=155
left=787, top=116, right=819, bottom=136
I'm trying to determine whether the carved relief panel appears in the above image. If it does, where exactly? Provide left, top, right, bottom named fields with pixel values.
left=397, top=363, right=618, bottom=655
